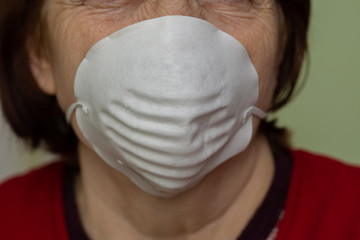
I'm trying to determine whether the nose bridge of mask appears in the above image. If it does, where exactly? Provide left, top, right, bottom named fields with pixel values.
left=65, top=15, right=267, bottom=197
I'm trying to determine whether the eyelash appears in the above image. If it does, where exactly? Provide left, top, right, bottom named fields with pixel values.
left=69, top=0, right=119, bottom=6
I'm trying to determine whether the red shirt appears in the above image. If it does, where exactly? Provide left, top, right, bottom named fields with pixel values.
left=0, top=161, right=68, bottom=239
left=1, top=150, right=360, bottom=240
left=277, top=151, right=360, bottom=239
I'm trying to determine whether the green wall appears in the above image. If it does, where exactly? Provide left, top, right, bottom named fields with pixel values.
left=276, top=0, right=360, bottom=165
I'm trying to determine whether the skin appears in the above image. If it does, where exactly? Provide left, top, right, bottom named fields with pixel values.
left=28, top=0, right=285, bottom=239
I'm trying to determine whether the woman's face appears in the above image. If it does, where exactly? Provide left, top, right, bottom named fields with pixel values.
left=31, top=0, right=284, bottom=141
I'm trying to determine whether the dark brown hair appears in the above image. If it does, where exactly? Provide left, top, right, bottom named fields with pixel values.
left=262, top=0, right=311, bottom=152
left=0, top=0, right=77, bottom=159
left=0, top=0, right=310, bottom=159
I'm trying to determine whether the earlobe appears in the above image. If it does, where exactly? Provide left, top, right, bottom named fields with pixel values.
left=27, top=38, right=56, bottom=95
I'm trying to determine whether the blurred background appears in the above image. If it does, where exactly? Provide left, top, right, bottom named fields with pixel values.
left=1, top=0, right=359, bottom=183
left=276, top=0, right=360, bottom=166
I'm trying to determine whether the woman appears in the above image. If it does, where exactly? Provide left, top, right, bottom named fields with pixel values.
left=0, top=0, right=359, bottom=239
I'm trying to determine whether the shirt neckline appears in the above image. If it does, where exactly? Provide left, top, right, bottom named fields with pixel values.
left=237, top=149, right=293, bottom=240
left=63, top=150, right=293, bottom=240
left=63, top=166, right=89, bottom=240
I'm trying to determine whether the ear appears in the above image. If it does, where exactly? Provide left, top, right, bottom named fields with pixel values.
left=27, top=38, right=56, bottom=95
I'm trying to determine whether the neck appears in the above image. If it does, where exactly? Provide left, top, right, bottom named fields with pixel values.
left=75, top=134, right=275, bottom=240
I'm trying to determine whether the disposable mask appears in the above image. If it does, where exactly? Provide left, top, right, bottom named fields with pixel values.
left=66, top=16, right=267, bottom=197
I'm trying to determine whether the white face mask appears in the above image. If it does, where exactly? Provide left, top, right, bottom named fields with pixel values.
left=66, top=16, right=266, bottom=197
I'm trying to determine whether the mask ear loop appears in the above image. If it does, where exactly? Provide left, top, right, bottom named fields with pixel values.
left=241, top=106, right=267, bottom=125
left=66, top=102, right=89, bottom=123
